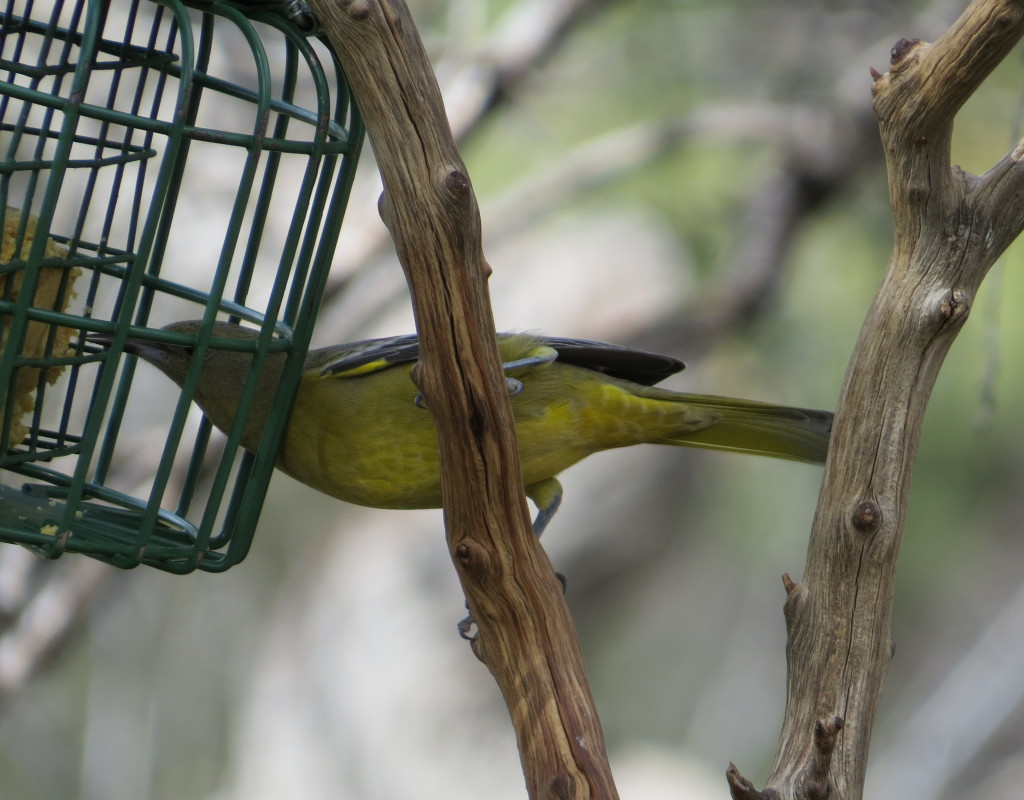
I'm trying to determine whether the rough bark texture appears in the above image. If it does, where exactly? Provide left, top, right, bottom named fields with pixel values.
left=307, top=1, right=618, bottom=797
left=729, top=1, right=1024, bottom=797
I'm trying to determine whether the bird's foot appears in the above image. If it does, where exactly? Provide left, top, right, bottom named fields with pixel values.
left=457, top=572, right=567, bottom=643
left=457, top=610, right=476, bottom=641
left=501, top=346, right=558, bottom=374
left=413, top=347, right=556, bottom=409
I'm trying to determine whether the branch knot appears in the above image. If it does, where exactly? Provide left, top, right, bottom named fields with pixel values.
left=850, top=499, right=882, bottom=534
left=889, top=37, right=922, bottom=65
left=340, top=0, right=371, bottom=20
left=444, top=168, right=471, bottom=193
left=546, top=771, right=577, bottom=799
left=453, top=539, right=489, bottom=578
left=799, top=716, right=844, bottom=800
left=937, top=290, right=970, bottom=325
left=781, top=573, right=807, bottom=631
left=727, top=762, right=777, bottom=800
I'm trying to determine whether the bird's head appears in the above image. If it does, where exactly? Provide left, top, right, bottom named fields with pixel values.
left=89, top=320, right=264, bottom=384
left=87, top=321, right=283, bottom=439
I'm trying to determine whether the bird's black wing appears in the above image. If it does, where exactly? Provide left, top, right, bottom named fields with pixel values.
left=315, top=332, right=685, bottom=386
left=314, top=334, right=421, bottom=377
left=540, top=336, right=684, bottom=386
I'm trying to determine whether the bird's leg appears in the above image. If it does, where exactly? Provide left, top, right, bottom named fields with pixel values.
left=457, top=477, right=566, bottom=641
left=526, top=477, right=562, bottom=537
left=415, top=346, right=558, bottom=408
left=527, top=477, right=567, bottom=595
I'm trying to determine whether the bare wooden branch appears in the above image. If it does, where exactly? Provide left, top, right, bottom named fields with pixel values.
left=754, top=1, right=1024, bottom=797
left=308, top=1, right=618, bottom=797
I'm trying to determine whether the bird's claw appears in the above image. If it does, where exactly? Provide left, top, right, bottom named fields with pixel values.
left=457, top=612, right=477, bottom=641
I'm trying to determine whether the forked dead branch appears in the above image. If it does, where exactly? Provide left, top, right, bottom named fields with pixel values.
left=749, top=1, right=1024, bottom=798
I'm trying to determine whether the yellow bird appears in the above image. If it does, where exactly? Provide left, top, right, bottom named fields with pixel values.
left=106, top=321, right=832, bottom=532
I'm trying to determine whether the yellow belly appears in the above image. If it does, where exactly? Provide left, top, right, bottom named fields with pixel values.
left=276, top=361, right=686, bottom=511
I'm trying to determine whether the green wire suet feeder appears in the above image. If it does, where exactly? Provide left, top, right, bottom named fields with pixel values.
left=0, top=0, right=365, bottom=572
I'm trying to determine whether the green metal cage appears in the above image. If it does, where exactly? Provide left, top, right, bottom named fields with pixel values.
left=0, top=0, right=365, bottom=572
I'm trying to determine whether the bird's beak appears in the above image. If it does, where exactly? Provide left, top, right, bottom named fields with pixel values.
left=84, top=333, right=171, bottom=365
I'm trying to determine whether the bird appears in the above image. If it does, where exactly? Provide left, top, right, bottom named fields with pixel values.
left=99, top=321, right=833, bottom=533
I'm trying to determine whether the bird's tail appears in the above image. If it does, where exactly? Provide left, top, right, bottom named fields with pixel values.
left=654, top=394, right=833, bottom=465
